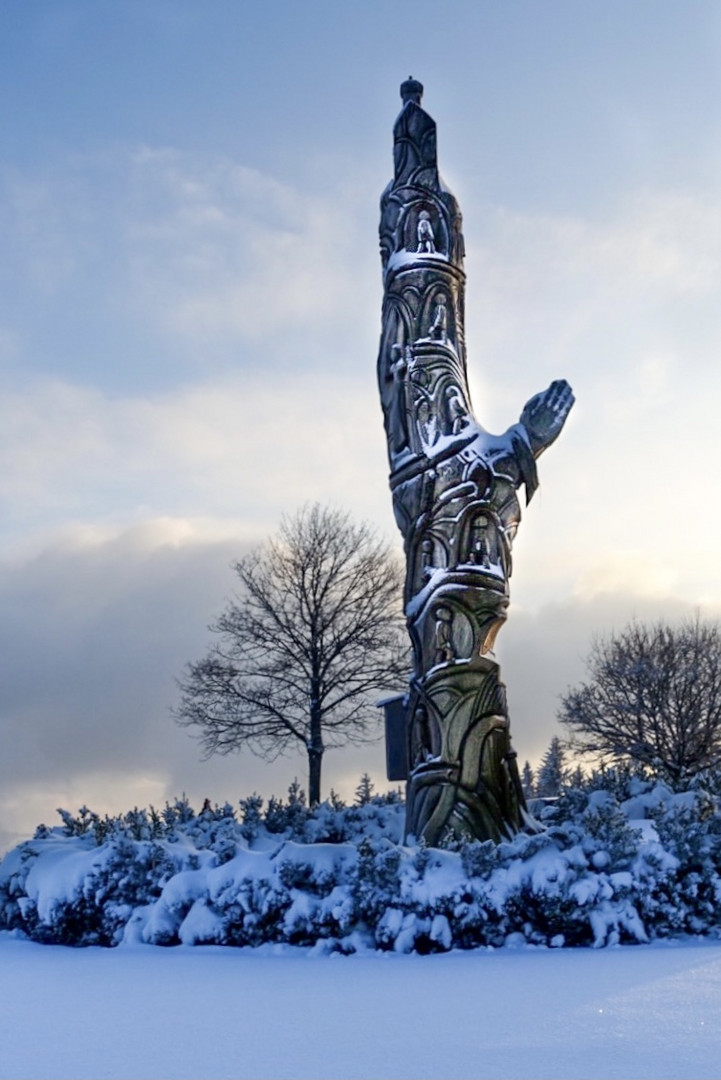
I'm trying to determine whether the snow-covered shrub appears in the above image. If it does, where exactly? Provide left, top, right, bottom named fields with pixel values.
left=239, top=794, right=264, bottom=841
left=4, top=771, right=721, bottom=951
left=218, top=873, right=291, bottom=948
left=633, top=787, right=721, bottom=938
left=264, top=779, right=310, bottom=835
left=0, top=833, right=181, bottom=946
left=354, top=838, right=402, bottom=931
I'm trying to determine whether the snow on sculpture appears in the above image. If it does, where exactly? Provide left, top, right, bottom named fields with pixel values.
left=377, top=78, right=574, bottom=845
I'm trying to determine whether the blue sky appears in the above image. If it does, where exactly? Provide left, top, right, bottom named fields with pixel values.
left=2, top=1, right=721, bottom=849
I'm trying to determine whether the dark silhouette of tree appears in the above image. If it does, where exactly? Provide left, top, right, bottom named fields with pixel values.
left=559, top=617, right=721, bottom=784
left=535, top=736, right=567, bottom=797
left=174, top=504, right=407, bottom=805
left=521, top=760, right=535, bottom=799
left=354, top=772, right=375, bottom=806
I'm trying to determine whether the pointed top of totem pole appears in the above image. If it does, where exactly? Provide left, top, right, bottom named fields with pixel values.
left=392, top=77, right=436, bottom=189
left=400, top=76, right=424, bottom=107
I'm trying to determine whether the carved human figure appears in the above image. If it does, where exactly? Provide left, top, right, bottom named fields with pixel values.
left=416, top=211, right=436, bottom=253
left=421, top=537, right=434, bottom=570
left=411, top=704, right=428, bottom=763
left=469, top=515, right=491, bottom=568
left=433, top=605, right=454, bottom=665
left=377, top=79, right=574, bottom=845
left=429, top=298, right=447, bottom=341
left=446, top=387, right=467, bottom=435
left=388, top=344, right=410, bottom=453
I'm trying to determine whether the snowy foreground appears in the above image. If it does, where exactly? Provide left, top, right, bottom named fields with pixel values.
left=4, top=778, right=721, bottom=1078
left=1, top=931, right=720, bottom=1080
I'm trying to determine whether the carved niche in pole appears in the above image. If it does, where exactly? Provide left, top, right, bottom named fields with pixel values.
left=377, top=79, right=574, bottom=845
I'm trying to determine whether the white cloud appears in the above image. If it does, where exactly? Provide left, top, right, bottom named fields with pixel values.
left=123, top=148, right=372, bottom=342
left=466, top=189, right=721, bottom=425
left=573, top=550, right=680, bottom=600
left=0, top=370, right=398, bottom=553
left=458, top=188, right=721, bottom=613
left=0, top=147, right=381, bottom=388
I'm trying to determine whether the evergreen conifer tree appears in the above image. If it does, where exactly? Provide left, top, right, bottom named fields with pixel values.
left=354, top=772, right=375, bottom=805
left=521, top=760, right=535, bottom=799
left=536, top=737, right=566, bottom=797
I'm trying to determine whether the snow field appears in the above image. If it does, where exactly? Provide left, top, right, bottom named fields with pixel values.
left=1, top=933, right=720, bottom=1079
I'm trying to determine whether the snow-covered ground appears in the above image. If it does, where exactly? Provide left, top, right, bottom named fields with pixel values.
left=1, top=932, right=720, bottom=1080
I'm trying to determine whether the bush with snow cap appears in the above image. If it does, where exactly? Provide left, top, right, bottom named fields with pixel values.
left=4, top=773, right=721, bottom=951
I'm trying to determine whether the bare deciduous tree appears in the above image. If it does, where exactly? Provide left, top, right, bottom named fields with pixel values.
left=174, top=504, right=407, bottom=805
left=559, top=617, right=721, bottom=783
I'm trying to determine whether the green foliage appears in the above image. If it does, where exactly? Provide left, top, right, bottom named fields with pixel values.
left=536, top=737, right=567, bottom=797
left=460, top=839, right=501, bottom=878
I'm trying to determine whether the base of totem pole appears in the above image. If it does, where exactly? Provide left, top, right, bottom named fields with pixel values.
left=404, top=715, right=528, bottom=846
left=381, top=680, right=536, bottom=846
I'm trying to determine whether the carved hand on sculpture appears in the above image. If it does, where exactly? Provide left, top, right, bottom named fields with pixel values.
left=519, top=379, right=575, bottom=457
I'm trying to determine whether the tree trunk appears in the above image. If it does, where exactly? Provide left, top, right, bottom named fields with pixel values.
left=308, top=747, right=323, bottom=807
left=308, top=672, right=323, bottom=807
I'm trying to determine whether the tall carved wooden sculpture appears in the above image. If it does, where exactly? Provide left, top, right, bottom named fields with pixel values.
left=378, top=79, right=574, bottom=845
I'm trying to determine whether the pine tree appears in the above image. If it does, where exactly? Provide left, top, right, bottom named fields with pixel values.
left=567, top=764, right=584, bottom=789
left=354, top=772, right=375, bottom=806
left=536, top=737, right=566, bottom=797
left=521, top=760, right=535, bottom=799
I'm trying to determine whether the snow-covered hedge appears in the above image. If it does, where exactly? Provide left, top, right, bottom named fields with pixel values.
left=3, top=773, right=721, bottom=951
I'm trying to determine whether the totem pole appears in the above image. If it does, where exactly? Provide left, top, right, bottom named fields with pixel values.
left=377, top=79, right=574, bottom=845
